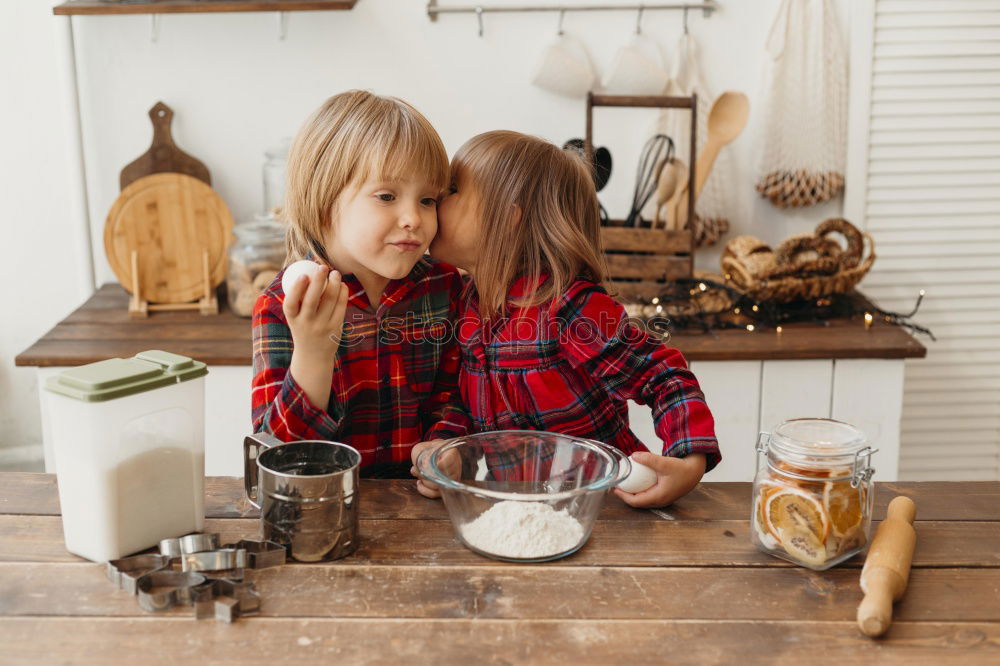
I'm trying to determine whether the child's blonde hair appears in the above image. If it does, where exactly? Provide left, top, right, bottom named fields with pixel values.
left=452, top=130, right=609, bottom=319
left=282, top=90, right=449, bottom=265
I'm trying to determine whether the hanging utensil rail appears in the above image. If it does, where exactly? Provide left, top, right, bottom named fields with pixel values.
left=427, top=1, right=718, bottom=20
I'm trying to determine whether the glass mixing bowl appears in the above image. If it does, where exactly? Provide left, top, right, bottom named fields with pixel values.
left=416, top=430, right=631, bottom=562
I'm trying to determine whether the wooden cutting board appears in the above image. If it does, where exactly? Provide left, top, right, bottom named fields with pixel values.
left=104, top=173, right=233, bottom=304
left=120, top=102, right=211, bottom=191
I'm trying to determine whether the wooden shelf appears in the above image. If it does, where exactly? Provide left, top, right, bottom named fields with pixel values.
left=14, top=283, right=926, bottom=368
left=53, top=0, right=357, bottom=16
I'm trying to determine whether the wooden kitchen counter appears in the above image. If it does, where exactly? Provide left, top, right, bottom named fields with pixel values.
left=16, top=283, right=926, bottom=367
left=1, top=474, right=997, bottom=663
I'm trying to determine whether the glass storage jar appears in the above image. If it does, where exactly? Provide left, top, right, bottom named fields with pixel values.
left=751, top=418, right=876, bottom=570
left=262, top=139, right=290, bottom=216
left=227, top=214, right=287, bottom=317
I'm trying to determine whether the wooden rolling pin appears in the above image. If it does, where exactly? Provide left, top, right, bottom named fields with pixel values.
left=857, top=496, right=917, bottom=637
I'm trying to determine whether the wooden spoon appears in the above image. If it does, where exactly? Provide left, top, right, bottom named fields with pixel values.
left=653, top=157, right=684, bottom=229
left=674, top=91, right=750, bottom=228
left=665, top=160, right=690, bottom=231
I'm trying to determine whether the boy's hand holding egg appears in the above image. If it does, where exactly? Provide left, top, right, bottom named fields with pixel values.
left=615, top=451, right=707, bottom=509
left=281, top=260, right=351, bottom=356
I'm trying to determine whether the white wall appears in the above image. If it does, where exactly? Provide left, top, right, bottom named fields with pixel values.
left=1, top=0, right=851, bottom=464
left=0, top=2, right=88, bottom=463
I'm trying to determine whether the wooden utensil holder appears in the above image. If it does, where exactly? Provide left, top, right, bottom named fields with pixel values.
left=586, top=93, right=698, bottom=303
left=128, top=249, right=219, bottom=318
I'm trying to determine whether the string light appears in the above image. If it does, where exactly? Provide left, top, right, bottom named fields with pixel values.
left=631, top=279, right=934, bottom=340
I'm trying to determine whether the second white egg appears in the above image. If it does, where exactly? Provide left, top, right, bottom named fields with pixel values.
left=617, top=456, right=657, bottom=493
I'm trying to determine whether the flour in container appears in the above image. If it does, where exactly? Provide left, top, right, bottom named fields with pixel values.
left=460, top=500, right=585, bottom=559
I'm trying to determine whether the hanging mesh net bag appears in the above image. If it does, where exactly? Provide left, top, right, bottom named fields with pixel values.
left=755, top=0, right=847, bottom=208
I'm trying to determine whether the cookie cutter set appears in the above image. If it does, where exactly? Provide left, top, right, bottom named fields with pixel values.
left=106, top=533, right=286, bottom=622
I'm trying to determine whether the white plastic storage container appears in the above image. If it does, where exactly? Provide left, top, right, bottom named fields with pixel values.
left=44, top=350, right=207, bottom=562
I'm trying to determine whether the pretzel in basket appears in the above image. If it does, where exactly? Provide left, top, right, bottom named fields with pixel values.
left=720, top=218, right=875, bottom=302
left=816, top=217, right=863, bottom=269
left=772, top=233, right=841, bottom=277
left=724, top=236, right=778, bottom=280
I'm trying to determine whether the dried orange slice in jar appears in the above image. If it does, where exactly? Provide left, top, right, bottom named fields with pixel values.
left=779, top=525, right=827, bottom=567
left=752, top=481, right=782, bottom=548
left=823, top=480, right=863, bottom=538
left=752, top=419, right=875, bottom=568
left=764, top=487, right=830, bottom=544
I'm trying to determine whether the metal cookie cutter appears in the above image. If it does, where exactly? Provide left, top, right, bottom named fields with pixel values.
left=181, top=548, right=248, bottom=573
left=225, top=539, right=286, bottom=569
left=193, top=578, right=262, bottom=623
left=107, top=533, right=283, bottom=622
left=106, top=554, right=172, bottom=595
left=160, top=533, right=221, bottom=557
left=136, top=570, right=207, bottom=612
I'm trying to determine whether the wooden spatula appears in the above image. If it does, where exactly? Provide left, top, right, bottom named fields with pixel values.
left=120, top=101, right=211, bottom=191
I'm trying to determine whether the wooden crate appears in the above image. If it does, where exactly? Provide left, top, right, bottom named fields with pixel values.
left=587, top=93, right=698, bottom=304
left=601, top=225, right=694, bottom=303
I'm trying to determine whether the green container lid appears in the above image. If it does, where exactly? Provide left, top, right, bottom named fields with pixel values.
left=45, top=350, right=208, bottom=403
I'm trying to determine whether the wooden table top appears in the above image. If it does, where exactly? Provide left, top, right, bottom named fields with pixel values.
left=16, top=283, right=926, bottom=367
left=1, top=474, right=997, bottom=663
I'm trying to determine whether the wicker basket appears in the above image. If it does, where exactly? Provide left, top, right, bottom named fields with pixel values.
left=722, top=231, right=875, bottom=303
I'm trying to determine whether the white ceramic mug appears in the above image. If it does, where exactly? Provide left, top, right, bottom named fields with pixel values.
left=532, top=34, right=595, bottom=98
left=602, top=35, right=669, bottom=95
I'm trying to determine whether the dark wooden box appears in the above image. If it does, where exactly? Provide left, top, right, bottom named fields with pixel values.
left=601, top=226, right=694, bottom=303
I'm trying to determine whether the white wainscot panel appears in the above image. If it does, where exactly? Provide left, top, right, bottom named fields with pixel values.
left=831, top=359, right=904, bottom=482
left=205, top=366, right=254, bottom=477
left=627, top=361, right=763, bottom=482
left=760, top=360, right=834, bottom=433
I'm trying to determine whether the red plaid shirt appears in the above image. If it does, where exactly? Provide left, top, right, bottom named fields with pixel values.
left=251, top=257, right=470, bottom=477
left=458, top=277, right=721, bottom=472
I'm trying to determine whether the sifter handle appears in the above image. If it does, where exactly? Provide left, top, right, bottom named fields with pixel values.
left=243, top=433, right=281, bottom=510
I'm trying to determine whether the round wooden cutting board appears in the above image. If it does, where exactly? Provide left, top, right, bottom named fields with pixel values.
left=104, top=173, right=234, bottom=304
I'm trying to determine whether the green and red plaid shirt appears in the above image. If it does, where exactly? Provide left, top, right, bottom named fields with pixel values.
left=251, top=257, right=470, bottom=477
left=458, top=276, right=721, bottom=472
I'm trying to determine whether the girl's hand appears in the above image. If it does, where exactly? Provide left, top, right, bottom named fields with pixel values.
left=282, top=268, right=350, bottom=358
left=614, top=452, right=706, bottom=509
left=411, top=439, right=457, bottom=499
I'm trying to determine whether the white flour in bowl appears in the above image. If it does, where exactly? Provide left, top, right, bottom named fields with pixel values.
left=460, top=500, right=585, bottom=559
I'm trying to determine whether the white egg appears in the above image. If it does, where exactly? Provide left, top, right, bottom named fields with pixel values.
left=617, top=456, right=657, bottom=493
left=281, top=260, right=324, bottom=295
